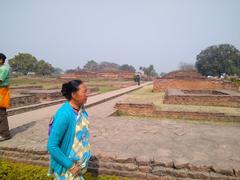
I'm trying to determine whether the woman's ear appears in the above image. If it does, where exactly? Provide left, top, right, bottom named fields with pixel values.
left=71, top=91, right=76, bottom=100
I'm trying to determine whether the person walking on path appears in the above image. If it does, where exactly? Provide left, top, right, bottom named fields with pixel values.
left=47, top=80, right=92, bottom=180
left=0, top=53, right=11, bottom=142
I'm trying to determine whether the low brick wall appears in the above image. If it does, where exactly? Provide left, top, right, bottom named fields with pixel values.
left=163, top=89, right=240, bottom=107
left=0, top=147, right=239, bottom=179
left=153, top=79, right=239, bottom=92
left=10, top=95, right=40, bottom=108
left=114, top=103, right=240, bottom=122
left=20, top=89, right=62, bottom=101
left=114, top=103, right=156, bottom=116
left=164, top=94, right=240, bottom=108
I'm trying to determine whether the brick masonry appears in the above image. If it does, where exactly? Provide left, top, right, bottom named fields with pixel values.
left=0, top=147, right=239, bottom=179
left=153, top=70, right=239, bottom=92
left=153, top=78, right=239, bottom=92
left=163, top=89, right=240, bottom=108
left=10, top=95, right=40, bottom=108
left=114, top=103, right=240, bottom=122
left=0, top=126, right=239, bottom=180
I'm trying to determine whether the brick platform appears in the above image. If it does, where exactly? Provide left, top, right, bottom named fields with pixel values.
left=114, top=102, right=240, bottom=122
left=163, top=89, right=240, bottom=107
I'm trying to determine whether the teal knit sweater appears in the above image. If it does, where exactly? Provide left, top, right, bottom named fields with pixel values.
left=47, top=101, right=76, bottom=175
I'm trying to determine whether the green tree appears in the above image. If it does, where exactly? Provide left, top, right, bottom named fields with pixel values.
left=98, top=61, right=119, bottom=71
left=140, top=65, right=158, bottom=77
left=36, top=60, right=54, bottom=76
left=53, top=67, right=63, bottom=75
left=8, top=53, right=38, bottom=75
left=83, top=60, right=99, bottom=71
left=118, top=64, right=136, bottom=72
left=195, top=44, right=240, bottom=77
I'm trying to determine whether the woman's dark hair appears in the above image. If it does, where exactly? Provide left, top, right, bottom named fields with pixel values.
left=0, top=53, right=6, bottom=64
left=61, top=80, right=83, bottom=100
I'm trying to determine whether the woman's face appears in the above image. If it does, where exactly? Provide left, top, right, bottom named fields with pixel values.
left=0, top=59, right=4, bottom=65
left=71, top=84, right=88, bottom=106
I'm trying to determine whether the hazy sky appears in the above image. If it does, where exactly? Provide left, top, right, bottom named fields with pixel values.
left=1, top=0, right=240, bottom=73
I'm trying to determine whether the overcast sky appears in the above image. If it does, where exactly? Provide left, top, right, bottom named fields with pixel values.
left=1, top=0, right=240, bottom=73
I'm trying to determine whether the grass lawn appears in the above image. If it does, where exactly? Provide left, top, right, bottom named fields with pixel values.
left=126, top=85, right=240, bottom=116
left=10, top=76, right=62, bottom=89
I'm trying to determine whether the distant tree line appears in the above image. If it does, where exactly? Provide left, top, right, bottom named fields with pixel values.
left=65, top=60, right=136, bottom=73
left=66, top=60, right=159, bottom=78
left=8, top=53, right=160, bottom=78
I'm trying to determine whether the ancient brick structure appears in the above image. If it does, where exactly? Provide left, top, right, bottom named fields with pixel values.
left=163, top=89, right=240, bottom=107
left=114, top=102, right=240, bottom=122
left=114, top=103, right=156, bottom=116
left=1, top=148, right=239, bottom=179
left=10, top=95, right=40, bottom=108
left=153, top=70, right=239, bottom=92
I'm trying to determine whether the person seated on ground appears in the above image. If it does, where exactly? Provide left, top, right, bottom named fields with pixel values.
left=47, top=80, right=92, bottom=180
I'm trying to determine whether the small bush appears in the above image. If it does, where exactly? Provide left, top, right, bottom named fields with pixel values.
left=0, top=159, right=52, bottom=180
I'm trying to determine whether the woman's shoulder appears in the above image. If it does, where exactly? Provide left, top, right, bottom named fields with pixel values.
left=55, top=101, right=72, bottom=119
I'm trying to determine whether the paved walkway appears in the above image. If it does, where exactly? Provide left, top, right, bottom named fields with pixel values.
left=1, top=81, right=240, bottom=176
left=1, top=82, right=151, bottom=150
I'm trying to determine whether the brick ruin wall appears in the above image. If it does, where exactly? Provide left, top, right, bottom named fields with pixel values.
left=114, top=103, right=240, bottom=122
left=162, top=70, right=204, bottom=79
left=10, top=95, right=40, bottom=108
left=153, top=78, right=239, bottom=92
left=163, top=94, right=240, bottom=108
left=0, top=148, right=239, bottom=179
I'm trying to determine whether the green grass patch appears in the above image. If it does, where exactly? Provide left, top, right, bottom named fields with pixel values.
left=0, top=159, right=134, bottom=180
left=10, top=76, right=133, bottom=92
left=0, top=159, right=52, bottom=180
left=10, top=76, right=62, bottom=89
left=98, top=86, right=119, bottom=93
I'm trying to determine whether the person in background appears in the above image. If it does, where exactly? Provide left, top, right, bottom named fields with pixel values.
left=47, top=80, right=92, bottom=180
left=136, top=74, right=141, bottom=86
left=0, top=53, right=11, bottom=142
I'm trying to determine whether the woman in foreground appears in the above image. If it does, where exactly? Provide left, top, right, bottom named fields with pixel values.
left=47, top=80, right=92, bottom=180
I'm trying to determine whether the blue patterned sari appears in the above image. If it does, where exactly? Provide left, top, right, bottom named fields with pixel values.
left=54, top=106, right=92, bottom=180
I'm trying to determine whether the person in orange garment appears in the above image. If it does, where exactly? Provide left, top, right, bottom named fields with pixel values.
left=0, top=53, right=11, bottom=142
